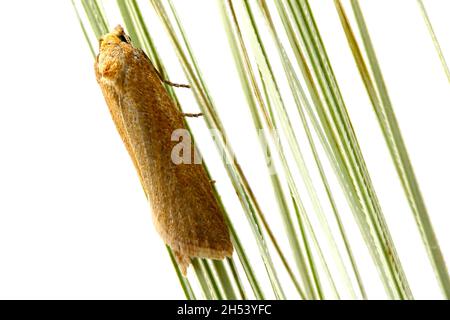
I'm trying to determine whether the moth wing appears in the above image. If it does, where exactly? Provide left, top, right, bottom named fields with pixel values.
left=96, top=39, right=233, bottom=276
left=151, top=160, right=234, bottom=263
left=119, top=48, right=234, bottom=266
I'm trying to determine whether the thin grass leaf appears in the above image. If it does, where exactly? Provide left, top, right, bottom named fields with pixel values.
left=234, top=0, right=326, bottom=298
left=221, top=0, right=317, bottom=299
left=72, top=0, right=95, bottom=57
left=81, top=0, right=109, bottom=38
left=201, top=260, right=224, bottom=300
left=226, top=258, right=247, bottom=299
left=234, top=0, right=346, bottom=298
left=191, top=258, right=214, bottom=299
left=342, top=0, right=450, bottom=298
left=211, top=260, right=238, bottom=299
left=262, top=69, right=344, bottom=299
left=417, top=0, right=450, bottom=83
left=275, top=0, right=374, bottom=299
left=258, top=0, right=366, bottom=299
left=278, top=0, right=413, bottom=298
left=116, top=0, right=142, bottom=48
left=229, top=0, right=356, bottom=299
left=258, top=0, right=365, bottom=297
left=290, top=0, right=409, bottom=298
left=226, top=218, right=265, bottom=299
left=246, top=0, right=352, bottom=299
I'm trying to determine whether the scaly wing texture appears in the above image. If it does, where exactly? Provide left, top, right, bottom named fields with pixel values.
left=95, top=27, right=233, bottom=274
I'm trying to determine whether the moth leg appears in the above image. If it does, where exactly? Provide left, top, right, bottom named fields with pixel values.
left=153, top=65, right=190, bottom=88
left=183, top=112, right=203, bottom=118
left=142, top=49, right=189, bottom=88
left=162, top=79, right=190, bottom=89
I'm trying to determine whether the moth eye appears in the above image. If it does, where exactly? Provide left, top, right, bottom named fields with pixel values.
left=118, top=34, right=128, bottom=43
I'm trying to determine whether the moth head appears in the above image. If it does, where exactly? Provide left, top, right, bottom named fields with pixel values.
left=96, top=25, right=131, bottom=79
left=98, top=25, right=132, bottom=50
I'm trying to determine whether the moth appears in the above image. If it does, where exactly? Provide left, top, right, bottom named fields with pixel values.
left=94, top=25, right=233, bottom=275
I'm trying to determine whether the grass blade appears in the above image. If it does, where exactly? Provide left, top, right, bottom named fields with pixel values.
left=417, top=0, right=450, bottom=83
left=72, top=0, right=95, bottom=57
left=80, top=0, right=109, bottom=38
left=279, top=0, right=412, bottom=298
left=342, top=0, right=450, bottom=298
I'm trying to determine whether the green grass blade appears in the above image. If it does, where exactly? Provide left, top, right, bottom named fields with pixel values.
left=192, top=259, right=214, bottom=299
left=221, top=0, right=313, bottom=299
left=80, top=0, right=109, bottom=38
left=226, top=258, right=247, bottom=299
left=417, top=0, right=450, bottom=83
left=258, top=0, right=365, bottom=297
left=72, top=0, right=95, bottom=57
left=227, top=219, right=265, bottom=299
left=264, top=70, right=344, bottom=299
left=258, top=0, right=366, bottom=299
left=116, top=0, right=142, bottom=48
left=202, top=260, right=224, bottom=300
left=344, top=0, right=450, bottom=298
left=212, top=260, right=237, bottom=299
left=293, top=0, right=410, bottom=298
left=278, top=0, right=412, bottom=298
left=245, top=0, right=360, bottom=299
left=270, top=1, right=368, bottom=299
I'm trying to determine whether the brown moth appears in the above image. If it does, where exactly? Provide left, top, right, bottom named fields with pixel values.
left=94, top=25, right=233, bottom=275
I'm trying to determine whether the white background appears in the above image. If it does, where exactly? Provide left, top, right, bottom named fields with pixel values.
left=0, top=0, right=449, bottom=299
